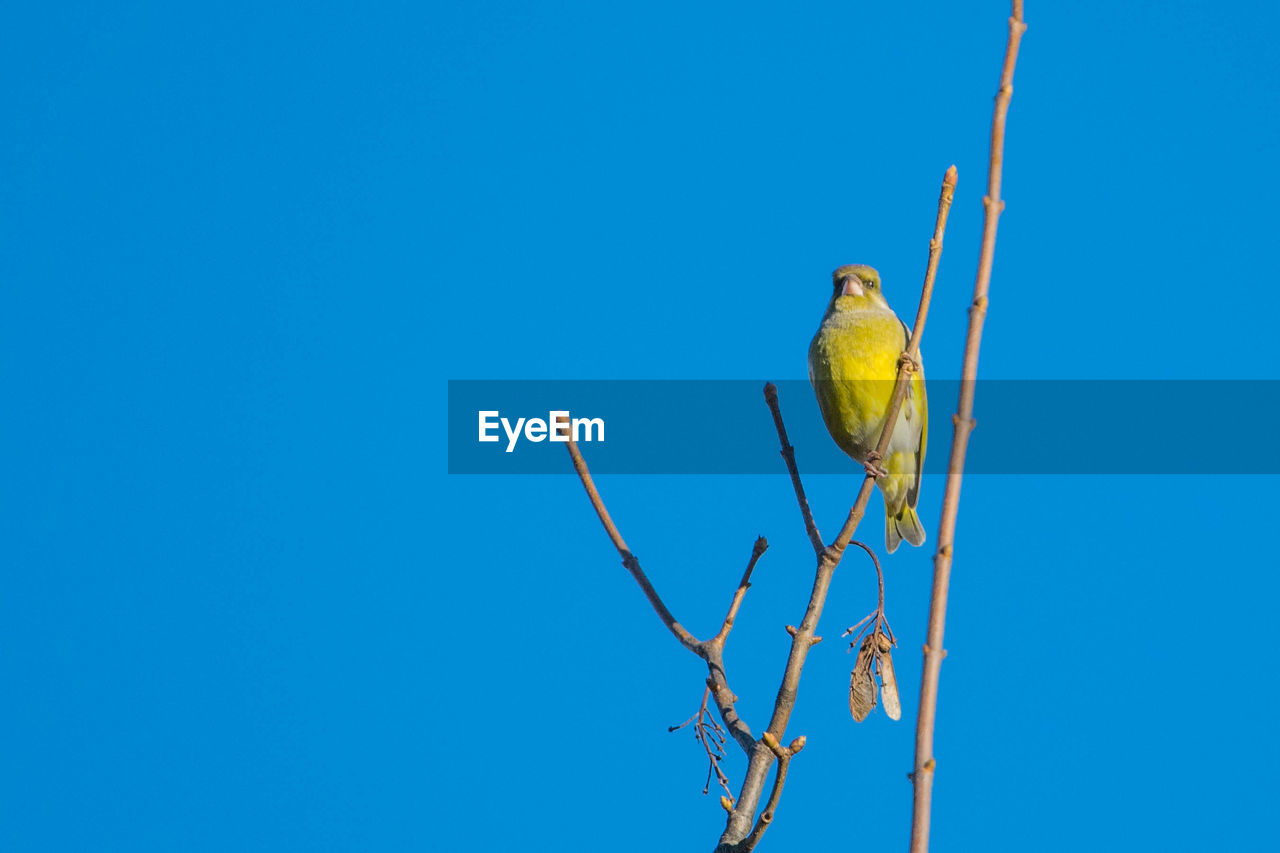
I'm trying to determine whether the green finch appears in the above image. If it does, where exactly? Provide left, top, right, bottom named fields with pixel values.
left=808, top=264, right=927, bottom=553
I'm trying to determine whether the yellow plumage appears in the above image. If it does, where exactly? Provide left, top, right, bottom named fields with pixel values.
left=808, top=265, right=927, bottom=552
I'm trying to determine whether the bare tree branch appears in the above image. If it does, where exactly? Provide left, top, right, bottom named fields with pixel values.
left=713, top=537, right=769, bottom=645
left=740, top=733, right=806, bottom=850
left=566, top=437, right=700, bottom=652
left=764, top=383, right=824, bottom=556
left=909, top=4, right=1027, bottom=852
left=565, top=437, right=760, bottom=755
left=702, top=540, right=770, bottom=755
left=670, top=686, right=736, bottom=801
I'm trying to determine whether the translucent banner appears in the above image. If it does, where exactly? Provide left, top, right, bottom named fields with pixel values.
left=446, top=380, right=1280, bottom=474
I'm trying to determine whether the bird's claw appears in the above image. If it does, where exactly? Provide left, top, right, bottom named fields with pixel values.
left=864, top=452, right=888, bottom=479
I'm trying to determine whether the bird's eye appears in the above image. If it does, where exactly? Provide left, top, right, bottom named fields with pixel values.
left=867, top=280, right=877, bottom=289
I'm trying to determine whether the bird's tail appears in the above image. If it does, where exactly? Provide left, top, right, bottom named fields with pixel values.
left=886, top=505, right=926, bottom=553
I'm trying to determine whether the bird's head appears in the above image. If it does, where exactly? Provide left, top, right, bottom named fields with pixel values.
left=828, top=264, right=890, bottom=313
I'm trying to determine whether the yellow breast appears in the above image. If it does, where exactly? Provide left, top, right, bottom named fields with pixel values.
left=808, top=311, right=907, bottom=459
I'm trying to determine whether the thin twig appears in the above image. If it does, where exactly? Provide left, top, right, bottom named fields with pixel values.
left=566, top=438, right=700, bottom=652
left=702, top=539, right=772, bottom=754
left=671, top=687, right=736, bottom=801
left=764, top=384, right=824, bottom=555
left=741, top=733, right=806, bottom=850
left=842, top=612, right=876, bottom=641
left=842, top=541, right=894, bottom=645
left=909, top=4, right=1026, bottom=852
left=565, top=437, right=761, bottom=756
left=714, top=537, right=769, bottom=644
left=718, top=166, right=958, bottom=852
left=848, top=541, right=885, bottom=625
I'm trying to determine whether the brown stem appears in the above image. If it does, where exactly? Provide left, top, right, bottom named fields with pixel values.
left=566, top=437, right=760, bottom=755
left=714, top=537, right=769, bottom=644
left=702, top=655, right=755, bottom=754
left=764, top=383, right=824, bottom=555
left=909, top=4, right=1026, bottom=852
left=566, top=438, right=700, bottom=653
left=676, top=686, right=735, bottom=801
left=718, top=166, right=958, bottom=852
left=740, top=734, right=803, bottom=850
left=847, top=540, right=890, bottom=635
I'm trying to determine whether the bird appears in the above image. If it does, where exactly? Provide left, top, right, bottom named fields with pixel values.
left=808, top=264, right=927, bottom=553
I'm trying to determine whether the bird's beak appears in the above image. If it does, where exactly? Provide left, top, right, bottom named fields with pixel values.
left=841, top=276, right=864, bottom=297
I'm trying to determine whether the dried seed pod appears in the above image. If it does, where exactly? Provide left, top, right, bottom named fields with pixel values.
left=849, top=635, right=877, bottom=722
left=850, top=665, right=876, bottom=722
left=876, top=642, right=901, bottom=721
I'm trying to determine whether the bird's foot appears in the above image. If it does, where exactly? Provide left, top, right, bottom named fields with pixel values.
left=864, top=452, right=888, bottom=479
left=897, top=351, right=920, bottom=373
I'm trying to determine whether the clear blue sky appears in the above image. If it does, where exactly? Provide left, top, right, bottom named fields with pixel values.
left=3, top=1, right=1278, bottom=851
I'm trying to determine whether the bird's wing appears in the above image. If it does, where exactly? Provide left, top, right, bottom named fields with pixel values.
left=900, top=319, right=927, bottom=510
left=908, top=371, right=926, bottom=508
